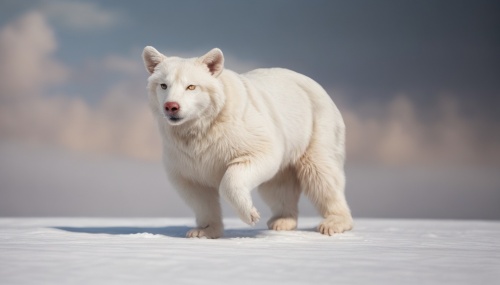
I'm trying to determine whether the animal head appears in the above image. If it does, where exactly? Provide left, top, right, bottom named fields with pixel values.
left=142, top=46, right=225, bottom=127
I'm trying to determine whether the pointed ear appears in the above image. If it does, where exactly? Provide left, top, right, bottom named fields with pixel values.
left=199, top=48, right=224, bottom=77
left=142, top=46, right=164, bottom=74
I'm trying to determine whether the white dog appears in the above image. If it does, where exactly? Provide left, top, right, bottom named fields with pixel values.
left=142, top=47, right=353, bottom=238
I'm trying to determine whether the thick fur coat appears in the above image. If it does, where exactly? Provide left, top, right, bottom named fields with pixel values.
left=143, top=47, right=352, bottom=238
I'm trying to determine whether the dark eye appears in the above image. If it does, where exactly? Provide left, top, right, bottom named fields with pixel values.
left=160, top=83, right=167, bottom=90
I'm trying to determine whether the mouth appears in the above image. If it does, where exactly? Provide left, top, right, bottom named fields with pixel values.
left=164, top=115, right=184, bottom=124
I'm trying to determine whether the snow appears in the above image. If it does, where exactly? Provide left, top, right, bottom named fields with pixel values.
left=1, top=218, right=499, bottom=284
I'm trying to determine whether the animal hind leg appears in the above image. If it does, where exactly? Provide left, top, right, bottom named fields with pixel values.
left=296, top=145, right=353, bottom=235
left=258, top=167, right=301, bottom=231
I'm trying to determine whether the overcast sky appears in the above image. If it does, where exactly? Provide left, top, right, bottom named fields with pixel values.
left=0, top=0, right=499, bottom=218
left=1, top=0, right=498, bottom=111
left=1, top=0, right=499, bottom=164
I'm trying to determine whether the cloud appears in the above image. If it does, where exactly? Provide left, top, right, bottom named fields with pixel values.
left=344, top=96, right=500, bottom=165
left=55, top=81, right=161, bottom=160
left=0, top=12, right=160, bottom=161
left=0, top=84, right=162, bottom=161
left=40, top=0, right=123, bottom=31
left=0, top=11, right=68, bottom=98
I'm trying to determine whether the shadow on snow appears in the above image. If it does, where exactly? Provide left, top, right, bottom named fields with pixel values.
left=53, top=226, right=315, bottom=238
left=53, top=225, right=316, bottom=238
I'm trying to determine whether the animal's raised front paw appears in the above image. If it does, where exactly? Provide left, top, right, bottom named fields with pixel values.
left=239, top=207, right=260, bottom=226
left=186, top=224, right=223, bottom=239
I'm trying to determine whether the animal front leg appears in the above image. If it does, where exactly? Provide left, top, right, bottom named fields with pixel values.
left=220, top=157, right=279, bottom=226
left=170, top=176, right=223, bottom=238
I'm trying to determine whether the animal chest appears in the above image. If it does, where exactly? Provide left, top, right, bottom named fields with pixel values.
left=164, top=140, right=228, bottom=189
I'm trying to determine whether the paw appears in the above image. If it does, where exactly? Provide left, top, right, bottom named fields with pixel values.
left=186, top=224, right=223, bottom=239
left=267, top=217, right=297, bottom=231
left=238, top=207, right=260, bottom=226
left=318, top=215, right=353, bottom=236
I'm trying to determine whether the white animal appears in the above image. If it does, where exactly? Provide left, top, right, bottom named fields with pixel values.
left=142, top=46, right=353, bottom=238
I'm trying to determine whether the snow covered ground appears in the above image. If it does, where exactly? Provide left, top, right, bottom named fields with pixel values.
left=1, top=218, right=499, bottom=284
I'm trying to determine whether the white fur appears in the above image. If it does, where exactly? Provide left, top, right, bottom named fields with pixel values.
left=143, top=46, right=353, bottom=238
